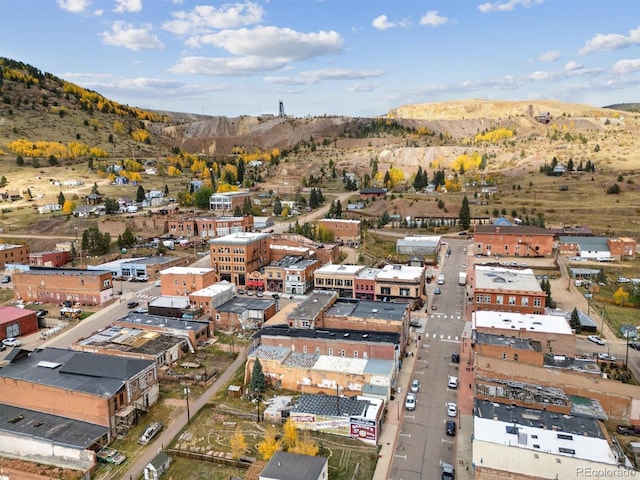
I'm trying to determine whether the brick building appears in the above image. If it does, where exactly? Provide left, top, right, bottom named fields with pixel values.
left=13, top=267, right=114, bottom=306
left=209, top=232, right=270, bottom=285
left=167, top=217, right=197, bottom=239
left=0, top=306, right=39, bottom=341
left=0, top=347, right=158, bottom=439
left=0, top=244, right=30, bottom=269
left=608, top=237, right=636, bottom=260
left=313, top=264, right=365, bottom=297
left=212, top=297, right=277, bottom=331
left=359, top=188, right=387, bottom=199
left=474, top=332, right=544, bottom=366
left=354, top=267, right=380, bottom=301
left=317, top=219, right=361, bottom=246
left=269, top=233, right=340, bottom=265
left=473, top=310, right=575, bottom=357
left=209, top=191, right=251, bottom=212
left=473, top=225, right=554, bottom=257
left=29, top=250, right=71, bottom=267
left=472, top=266, right=547, bottom=314
left=196, top=216, right=253, bottom=239
left=159, top=266, right=217, bottom=296
left=189, top=281, right=237, bottom=318
left=375, top=264, right=425, bottom=309
left=115, top=312, right=210, bottom=350
left=263, top=255, right=321, bottom=295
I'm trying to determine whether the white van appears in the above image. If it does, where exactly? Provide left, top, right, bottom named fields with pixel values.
left=437, top=274, right=445, bottom=285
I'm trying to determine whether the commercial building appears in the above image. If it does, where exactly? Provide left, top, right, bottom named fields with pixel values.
left=212, top=297, right=277, bottom=331
left=473, top=225, right=554, bottom=257
left=472, top=266, right=547, bottom=315
left=473, top=310, right=575, bottom=357
left=159, top=266, right=217, bottom=296
left=196, top=216, right=253, bottom=239
left=209, top=232, right=270, bottom=285
left=114, top=312, right=210, bottom=351
left=88, top=256, right=183, bottom=280
left=396, top=235, right=442, bottom=256
left=263, top=255, right=321, bottom=295
left=0, top=347, right=158, bottom=439
left=188, top=281, right=237, bottom=317
left=374, top=264, right=425, bottom=309
left=0, top=244, right=30, bottom=269
left=354, top=267, right=381, bottom=301
left=209, top=191, right=251, bottom=212
left=28, top=250, right=71, bottom=267
left=13, top=267, right=114, bottom=306
left=313, top=264, right=365, bottom=297
left=269, top=233, right=340, bottom=265
left=0, top=306, right=39, bottom=341
left=317, top=219, right=361, bottom=246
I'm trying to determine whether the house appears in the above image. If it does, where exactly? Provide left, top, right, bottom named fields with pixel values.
left=37, top=203, right=62, bottom=214
left=85, top=193, right=103, bottom=205
left=144, top=450, right=171, bottom=480
left=209, top=191, right=251, bottom=211
left=553, top=164, right=566, bottom=174
left=359, top=187, right=387, bottom=199
left=29, top=250, right=71, bottom=267
left=0, top=306, right=39, bottom=341
left=260, top=451, right=328, bottom=480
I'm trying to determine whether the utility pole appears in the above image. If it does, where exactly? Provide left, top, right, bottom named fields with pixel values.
left=184, top=387, right=191, bottom=424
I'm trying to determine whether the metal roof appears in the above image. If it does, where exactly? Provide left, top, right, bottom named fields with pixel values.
left=260, top=451, right=327, bottom=480
left=216, top=297, right=275, bottom=314
left=253, top=326, right=399, bottom=345
left=292, top=393, right=369, bottom=417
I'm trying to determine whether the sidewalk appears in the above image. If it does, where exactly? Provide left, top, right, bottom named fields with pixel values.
left=372, top=337, right=419, bottom=480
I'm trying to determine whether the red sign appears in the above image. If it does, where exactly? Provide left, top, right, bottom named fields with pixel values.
left=350, top=419, right=377, bottom=442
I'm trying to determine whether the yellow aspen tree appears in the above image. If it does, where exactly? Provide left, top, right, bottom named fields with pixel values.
left=62, top=200, right=76, bottom=215
left=257, top=428, right=282, bottom=460
left=613, top=287, right=629, bottom=307
left=290, top=436, right=319, bottom=456
left=282, top=418, right=298, bottom=450
left=230, top=427, right=247, bottom=460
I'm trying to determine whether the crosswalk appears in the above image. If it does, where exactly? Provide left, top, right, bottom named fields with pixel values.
left=421, top=333, right=461, bottom=343
left=429, top=313, right=463, bottom=320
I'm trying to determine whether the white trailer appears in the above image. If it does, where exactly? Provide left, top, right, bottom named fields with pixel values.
left=458, top=272, right=467, bottom=286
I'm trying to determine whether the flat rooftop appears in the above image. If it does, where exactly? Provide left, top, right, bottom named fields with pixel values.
left=327, top=299, right=408, bottom=322
left=476, top=332, right=542, bottom=351
left=160, top=266, right=214, bottom=275
left=473, top=310, right=573, bottom=335
left=22, top=267, right=110, bottom=276
left=318, top=219, right=361, bottom=224
left=314, top=264, right=365, bottom=275
left=253, top=326, right=400, bottom=345
left=474, top=266, right=543, bottom=293
left=117, top=312, right=208, bottom=332
left=376, top=264, right=424, bottom=281
left=209, top=232, right=269, bottom=245
left=355, top=267, right=382, bottom=280
left=289, top=291, right=337, bottom=322
left=292, top=393, right=375, bottom=419
left=75, top=325, right=186, bottom=355
left=0, top=403, right=108, bottom=449
left=190, top=281, right=235, bottom=297
left=215, top=297, right=275, bottom=313
left=149, top=296, right=190, bottom=309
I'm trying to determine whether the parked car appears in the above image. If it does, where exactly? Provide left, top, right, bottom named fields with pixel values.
left=446, top=403, right=457, bottom=417
left=36, top=309, right=49, bottom=318
left=434, top=287, right=441, bottom=295
left=617, top=425, right=640, bottom=436
left=154, top=279, right=161, bottom=287
left=2, top=338, right=22, bottom=347
left=405, top=393, right=416, bottom=411
left=1, top=275, right=10, bottom=284
left=446, top=420, right=456, bottom=436
left=133, top=307, right=148, bottom=314
left=271, top=293, right=280, bottom=299
left=411, top=379, right=420, bottom=393
left=127, top=301, right=139, bottom=309
left=409, top=320, right=422, bottom=329
left=597, top=353, right=616, bottom=361
left=237, top=288, right=245, bottom=295
left=138, top=421, right=163, bottom=445
left=97, top=447, right=126, bottom=465
left=451, top=353, right=460, bottom=363
left=256, top=292, right=264, bottom=297
left=441, top=462, right=455, bottom=480
left=629, top=343, right=640, bottom=351
left=587, top=335, right=605, bottom=345
left=448, top=376, right=458, bottom=389
left=617, top=277, right=630, bottom=283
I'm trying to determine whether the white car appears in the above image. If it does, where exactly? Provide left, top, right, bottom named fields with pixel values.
left=597, top=353, right=616, bottom=361
left=411, top=379, right=420, bottom=393
left=448, top=376, right=458, bottom=389
left=446, top=402, right=457, bottom=417
left=587, top=335, right=605, bottom=345
left=405, top=393, right=416, bottom=411
left=2, top=338, right=22, bottom=347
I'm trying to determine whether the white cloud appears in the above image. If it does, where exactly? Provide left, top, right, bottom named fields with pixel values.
left=265, top=69, right=384, bottom=86
left=612, top=59, right=640, bottom=75
left=163, top=2, right=264, bottom=35
left=533, top=50, right=561, bottom=62
left=100, top=21, right=164, bottom=51
left=372, top=15, right=396, bottom=31
left=171, top=56, right=286, bottom=75
left=191, top=26, right=343, bottom=61
left=564, top=61, right=582, bottom=72
left=478, top=0, right=544, bottom=13
left=57, top=0, right=91, bottom=13
left=349, top=82, right=378, bottom=92
left=579, top=26, right=640, bottom=55
left=420, top=11, right=448, bottom=27
left=114, top=0, right=142, bottom=13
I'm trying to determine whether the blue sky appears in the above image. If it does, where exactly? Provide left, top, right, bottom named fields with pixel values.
left=1, top=0, right=638, bottom=117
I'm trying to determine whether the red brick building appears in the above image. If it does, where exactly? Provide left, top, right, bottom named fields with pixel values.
left=473, top=225, right=554, bottom=257
left=0, top=244, right=30, bottom=269
left=472, top=266, right=547, bottom=315
left=13, top=267, right=114, bottom=306
left=354, top=268, right=380, bottom=301
left=29, top=250, right=71, bottom=267
left=269, top=233, right=340, bottom=265
left=0, top=306, right=39, bottom=341
left=196, top=216, right=253, bottom=239
left=608, top=237, right=636, bottom=261
left=209, top=232, right=270, bottom=285
left=159, top=266, right=217, bottom=296
left=167, top=218, right=196, bottom=239
left=317, top=219, right=361, bottom=246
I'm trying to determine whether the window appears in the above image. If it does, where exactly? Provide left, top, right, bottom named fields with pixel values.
left=399, top=288, right=410, bottom=296
left=303, top=346, right=307, bottom=353
left=353, top=351, right=358, bottom=358
left=215, top=314, right=220, bottom=321
left=340, top=349, right=345, bottom=357
left=496, top=295, right=504, bottom=305
left=328, top=348, right=333, bottom=356
left=483, top=295, right=491, bottom=303
left=521, top=297, right=529, bottom=306
left=476, top=294, right=483, bottom=303
left=534, top=298, right=542, bottom=307
left=381, top=287, right=391, bottom=295
left=513, top=354, right=519, bottom=361
left=504, top=245, right=509, bottom=251
left=502, top=353, right=507, bottom=360
left=558, top=448, right=575, bottom=455
left=315, top=347, right=320, bottom=354
left=509, top=296, right=516, bottom=305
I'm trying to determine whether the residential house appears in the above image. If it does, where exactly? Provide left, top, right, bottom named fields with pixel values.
left=359, top=188, right=387, bottom=199
left=209, top=191, right=251, bottom=212
left=144, top=450, right=171, bottom=480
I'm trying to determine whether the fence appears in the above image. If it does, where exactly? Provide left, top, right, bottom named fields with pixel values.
left=165, top=448, right=252, bottom=469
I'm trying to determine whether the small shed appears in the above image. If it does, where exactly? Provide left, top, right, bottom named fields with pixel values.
left=228, top=385, right=242, bottom=398
left=144, top=450, right=171, bottom=480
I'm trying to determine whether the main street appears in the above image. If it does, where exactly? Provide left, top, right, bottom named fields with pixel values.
left=389, top=238, right=468, bottom=480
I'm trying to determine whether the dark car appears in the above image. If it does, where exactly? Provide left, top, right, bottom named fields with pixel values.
left=1, top=275, right=11, bottom=284
left=451, top=353, right=460, bottom=363
left=36, top=309, right=49, bottom=318
left=446, top=420, right=456, bottom=436
left=617, top=425, right=640, bottom=436
left=629, top=343, right=640, bottom=351
left=127, top=301, right=139, bottom=309
left=272, top=293, right=280, bottom=299
left=409, top=321, right=422, bottom=329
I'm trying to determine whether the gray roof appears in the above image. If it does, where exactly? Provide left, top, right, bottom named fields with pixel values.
left=290, top=291, right=337, bottom=322
left=123, top=255, right=178, bottom=266
left=118, top=313, right=209, bottom=333
left=558, top=236, right=609, bottom=250
left=21, top=267, right=111, bottom=277
left=475, top=399, right=605, bottom=437
left=326, top=299, right=408, bottom=321
left=0, top=403, right=108, bottom=449
left=149, top=450, right=170, bottom=469
left=475, top=225, right=552, bottom=235
left=476, top=332, right=542, bottom=351
left=261, top=451, right=327, bottom=480
left=292, top=393, right=369, bottom=417
left=253, top=326, right=400, bottom=345
left=216, top=297, right=275, bottom=314
left=0, top=347, right=154, bottom=397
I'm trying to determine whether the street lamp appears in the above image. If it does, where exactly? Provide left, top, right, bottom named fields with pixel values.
left=184, top=387, right=191, bottom=424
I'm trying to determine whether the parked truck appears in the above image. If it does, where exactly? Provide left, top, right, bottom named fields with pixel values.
left=458, top=272, right=467, bottom=286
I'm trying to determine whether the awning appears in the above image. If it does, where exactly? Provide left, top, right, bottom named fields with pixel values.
left=246, top=279, right=264, bottom=287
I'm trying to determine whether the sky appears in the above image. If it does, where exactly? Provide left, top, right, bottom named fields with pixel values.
left=0, top=0, right=639, bottom=118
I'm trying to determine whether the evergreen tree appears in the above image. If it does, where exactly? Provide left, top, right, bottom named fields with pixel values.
left=569, top=307, right=581, bottom=334
left=459, top=195, right=471, bottom=230
left=91, top=182, right=100, bottom=195
left=164, top=184, right=169, bottom=195
left=249, top=359, right=266, bottom=394
left=58, top=191, right=66, bottom=206
left=194, top=187, right=213, bottom=210
left=273, top=198, right=283, bottom=216
left=237, top=158, right=245, bottom=184
left=136, top=185, right=146, bottom=203
left=104, top=198, right=119, bottom=214
left=0, top=176, right=6, bottom=188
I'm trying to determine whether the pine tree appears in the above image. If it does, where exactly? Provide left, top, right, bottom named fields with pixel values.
left=58, top=191, right=66, bottom=206
left=249, top=359, right=266, bottom=393
left=459, top=195, right=471, bottom=230
left=136, top=185, right=146, bottom=203
left=569, top=307, right=581, bottom=333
